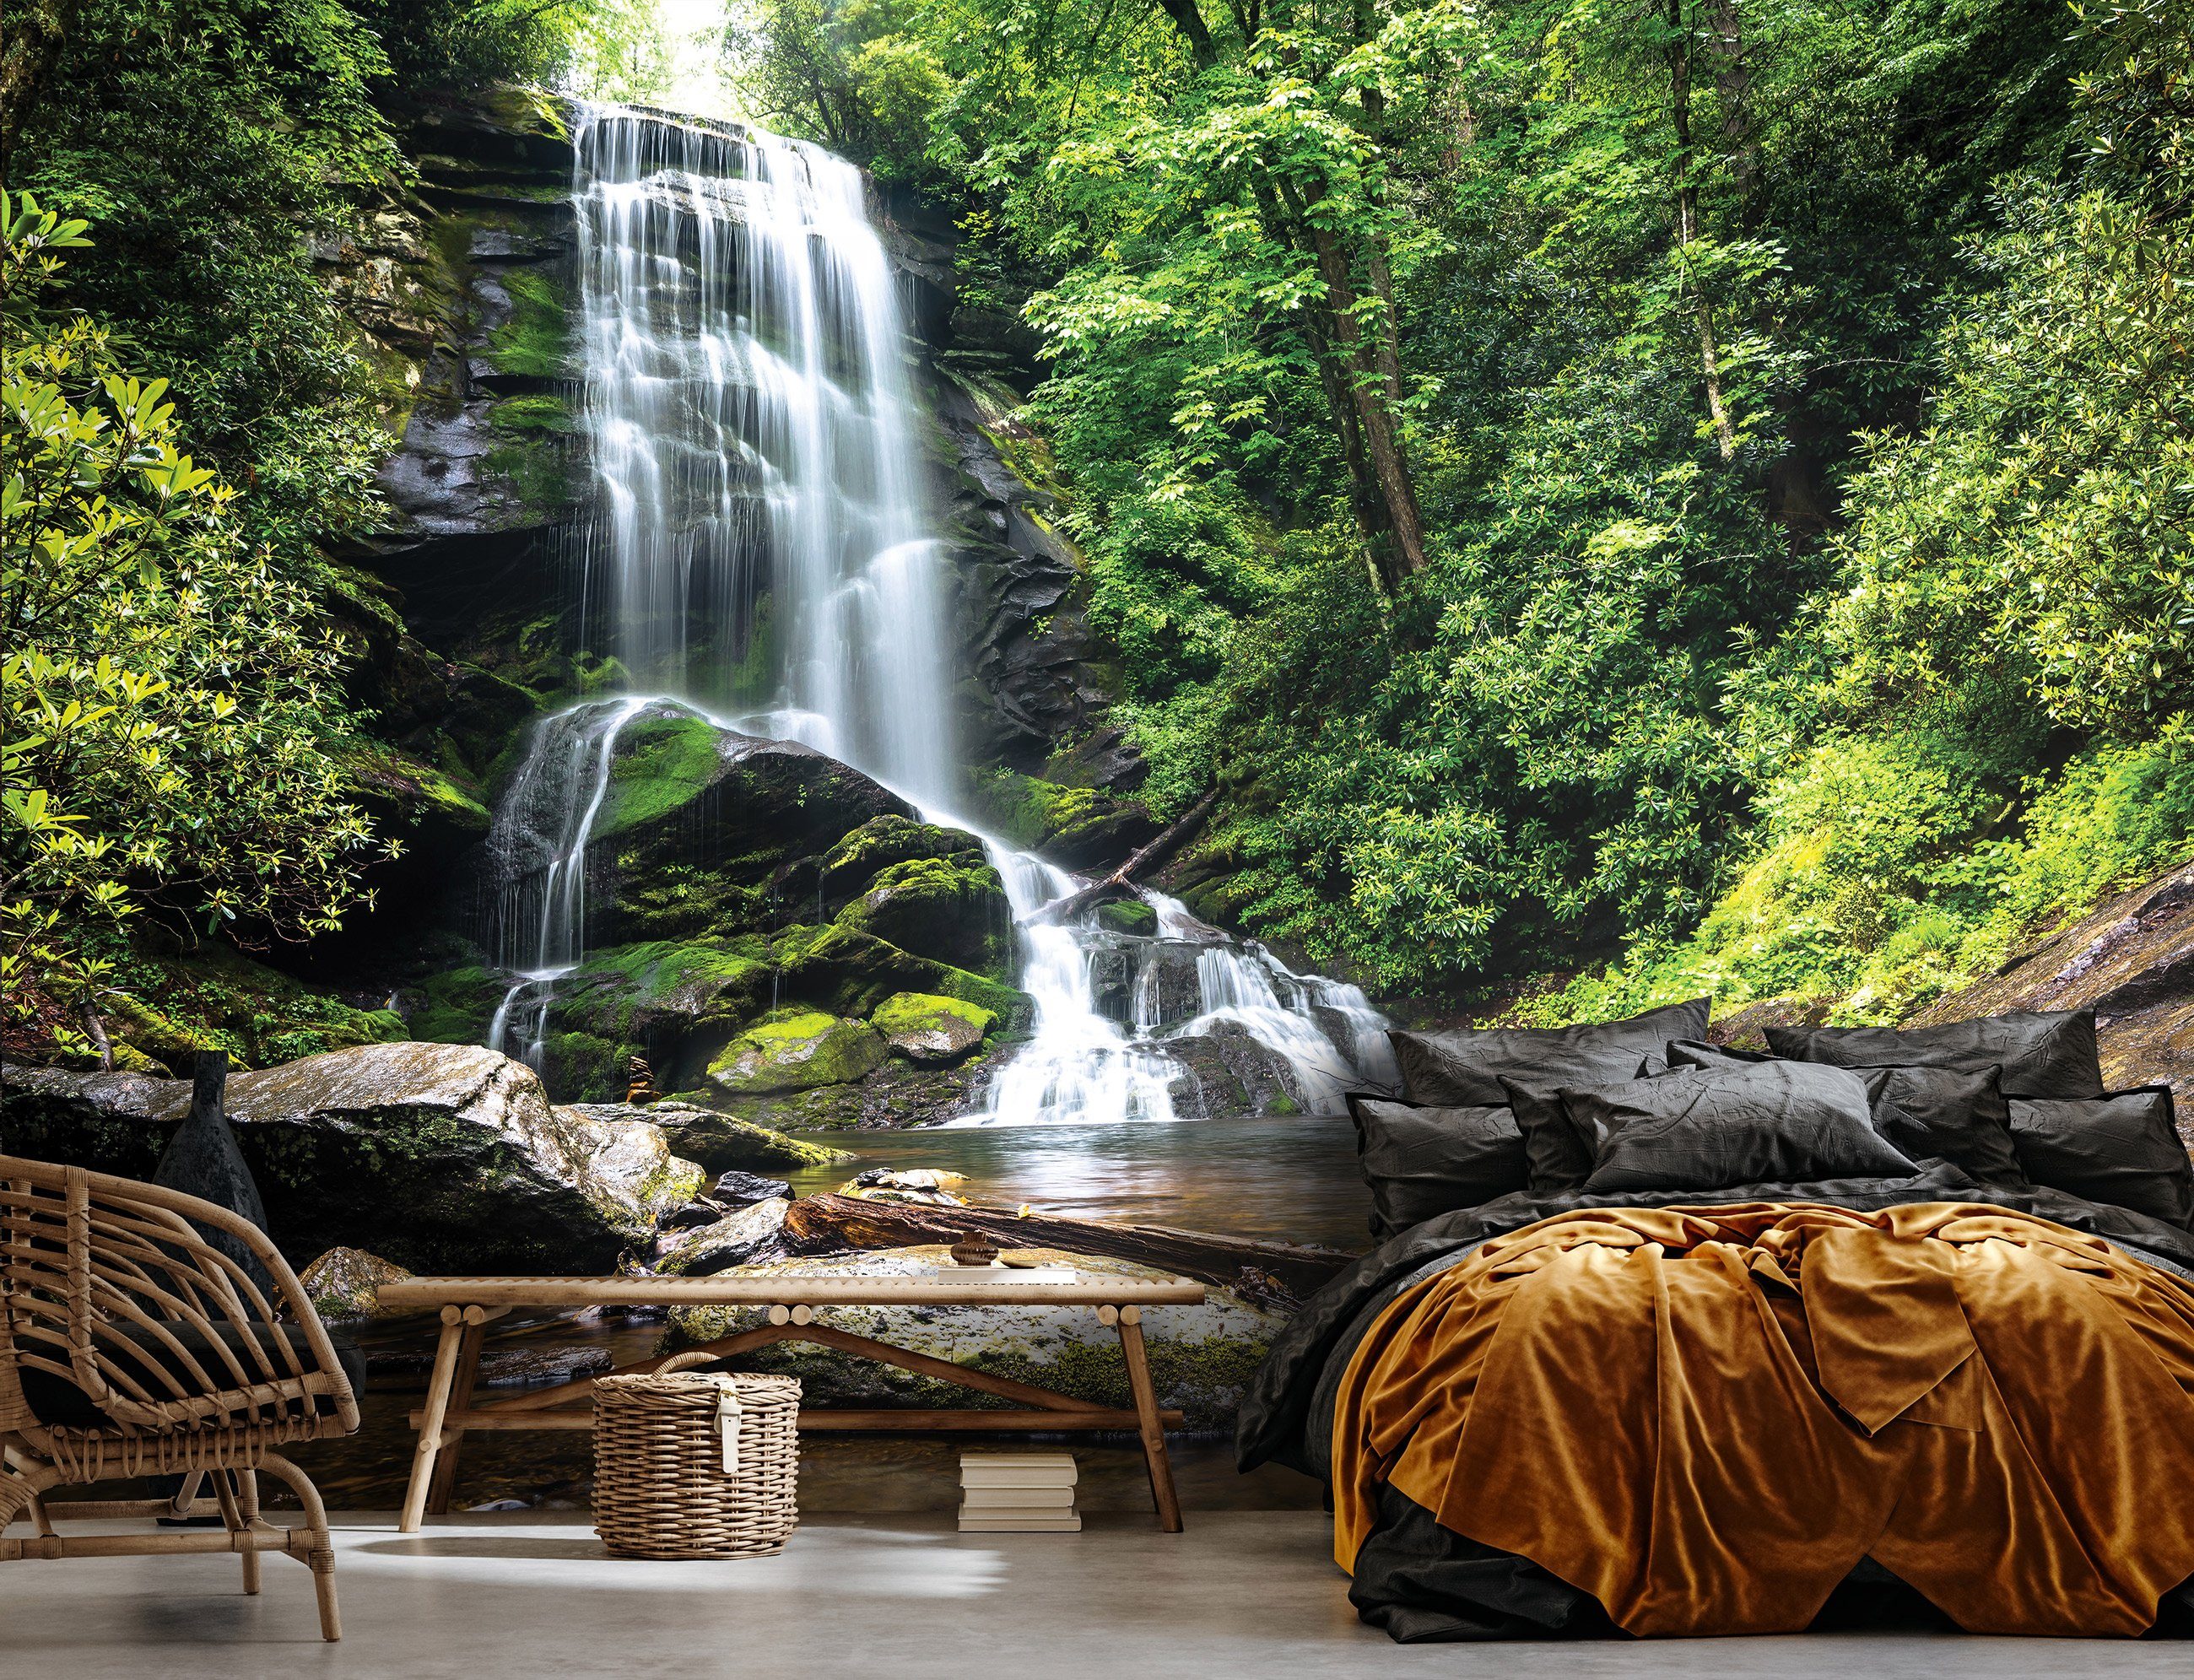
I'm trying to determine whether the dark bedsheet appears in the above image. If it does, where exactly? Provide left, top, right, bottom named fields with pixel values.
left=1235, top=1161, right=2194, bottom=1640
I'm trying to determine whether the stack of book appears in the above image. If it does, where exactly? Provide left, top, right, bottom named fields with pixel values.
left=957, top=1451, right=1080, bottom=1532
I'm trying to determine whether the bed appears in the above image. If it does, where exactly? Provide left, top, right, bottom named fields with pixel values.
left=1235, top=1002, right=2194, bottom=1640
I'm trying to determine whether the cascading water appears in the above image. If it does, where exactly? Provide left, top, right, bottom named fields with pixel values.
left=478, top=100, right=1397, bottom=1119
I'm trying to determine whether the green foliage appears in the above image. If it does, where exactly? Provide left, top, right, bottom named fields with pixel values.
left=743, top=0, right=2194, bottom=1007
left=2, top=199, right=387, bottom=1041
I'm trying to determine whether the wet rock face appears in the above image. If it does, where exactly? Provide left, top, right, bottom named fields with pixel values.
left=1, top=1044, right=704, bottom=1271
left=932, top=379, right=1120, bottom=777
left=1915, top=860, right=2194, bottom=1129
left=1159, top=1023, right=1307, bottom=1120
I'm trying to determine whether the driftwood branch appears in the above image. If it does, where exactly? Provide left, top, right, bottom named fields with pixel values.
left=778, top=1192, right=1351, bottom=1298
left=1029, top=786, right=1220, bottom=926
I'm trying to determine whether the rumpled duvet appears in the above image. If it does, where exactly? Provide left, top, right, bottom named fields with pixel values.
left=1329, top=1202, right=2194, bottom=1636
left=1238, top=1163, right=2194, bottom=1639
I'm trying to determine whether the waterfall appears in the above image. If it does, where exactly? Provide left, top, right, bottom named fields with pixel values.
left=478, top=100, right=1397, bottom=1120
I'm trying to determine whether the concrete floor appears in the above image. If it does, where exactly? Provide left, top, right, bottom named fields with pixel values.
left=0, top=1510, right=2182, bottom=1677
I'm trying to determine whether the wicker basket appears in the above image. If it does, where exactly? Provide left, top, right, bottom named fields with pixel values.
left=592, top=1354, right=800, bottom=1559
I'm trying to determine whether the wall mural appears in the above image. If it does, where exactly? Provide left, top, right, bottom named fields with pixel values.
left=3, top=95, right=1399, bottom=1510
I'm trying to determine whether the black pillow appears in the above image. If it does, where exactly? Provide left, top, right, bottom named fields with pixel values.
left=1499, top=1056, right=1655, bottom=1192
left=1567, top=1060, right=1920, bottom=1195
left=2009, top=1088, right=2194, bottom=1229
left=1857, top=1065, right=2027, bottom=1186
left=1765, top=1009, right=2103, bottom=1099
left=1346, top=1094, right=1528, bottom=1242
left=1667, top=1039, right=1770, bottom=1072
left=1389, top=997, right=1709, bottom=1106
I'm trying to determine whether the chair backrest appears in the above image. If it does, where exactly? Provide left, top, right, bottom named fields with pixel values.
left=0, top=1153, right=357, bottom=1434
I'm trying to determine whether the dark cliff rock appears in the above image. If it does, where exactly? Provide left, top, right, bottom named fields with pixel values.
left=1914, top=859, right=2194, bottom=1128
left=932, top=375, right=1123, bottom=775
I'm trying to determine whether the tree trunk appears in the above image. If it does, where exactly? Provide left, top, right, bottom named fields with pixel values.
left=779, top=1192, right=1353, bottom=1298
left=1700, top=0, right=1760, bottom=221
left=1031, top=786, right=1219, bottom=925
left=1666, top=0, right=1738, bottom=462
left=0, top=0, right=75, bottom=158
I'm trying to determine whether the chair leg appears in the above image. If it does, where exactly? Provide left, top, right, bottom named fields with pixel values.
left=225, top=1471, right=262, bottom=1595
left=256, top=1454, right=340, bottom=1643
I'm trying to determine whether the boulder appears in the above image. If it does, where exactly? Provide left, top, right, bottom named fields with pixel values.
left=711, top=1170, right=794, bottom=1205
left=1160, top=1023, right=1306, bottom=1119
left=871, top=991, right=994, bottom=1064
left=705, top=1013, right=888, bottom=1095
left=583, top=707, right=919, bottom=946
left=834, top=855, right=1012, bottom=975
left=819, top=816, right=987, bottom=905
left=967, top=766, right=1159, bottom=872
left=719, top=1054, right=998, bottom=1131
left=298, top=1247, right=419, bottom=1323
left=835, top=1167, right=968, bottom=1206
left=1914, top=859, right=2194, bottom=1125
left=657, top=1197, right=792, bottom=1276
left=663, top=1245, right=1291, bottom=1429
left=570, top=1099, right=851, bottom=1173
left=1093, top=897, right=1158, bottom=937
left=2, top=1043, right=704, bottom=1272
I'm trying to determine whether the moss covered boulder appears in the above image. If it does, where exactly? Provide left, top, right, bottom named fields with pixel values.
left=299, top=1247, right=419, bottom=1323
left=706, top=1012, right=888, bottom=1096
left=666, top=1246, right=1288, bottom=1430
left=871, top=991, right=994, bottom=1064
left=587, top=1100, right=852, bottom=1173
left=967, top=767, right=1159, bottom=870
left=819, top=814, right=989, bottom=900
left=2, top=1045, right=705, bottom=1272
left=834, top=855, right=1011, bottom=975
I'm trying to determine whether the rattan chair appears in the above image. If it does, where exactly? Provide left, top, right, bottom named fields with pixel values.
left=0, top=1153, right=360, bottom=1639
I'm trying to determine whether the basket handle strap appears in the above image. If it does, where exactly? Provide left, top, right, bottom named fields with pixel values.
left=655, top=1352, right=743, bottom=1475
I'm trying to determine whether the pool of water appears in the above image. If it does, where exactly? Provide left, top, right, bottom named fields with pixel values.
left=781, top=1114, right=1374, bottom=1253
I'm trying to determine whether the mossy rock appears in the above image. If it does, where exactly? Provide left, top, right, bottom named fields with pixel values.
left=870, top=991, right=994, bottom=1064
left=727, top=1054, right=995, bottom=1130
left=834, top=855, right=1011, bottom=975
left=403, top=966, right=512, bottom=1045
left=767, top=922, right=1031, bottom=1028
left=706, top=1012, right=887, bottom=1095
left=553, top=940, right=773, bottom=1043
left=484, top=265, right=580, bottom=381
left=819, top=815, right=986, bottom=900
left=965, top=767, right=1158, bottom=869
left=96, top=942, right=411, bottom=1074
left=1093, top=897, right=1158, bottom=937
left=619, top=1102, right=853, bottom=1171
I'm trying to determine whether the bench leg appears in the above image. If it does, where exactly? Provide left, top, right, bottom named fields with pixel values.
left=1116, top=1311, right=1183, bottom=1532
left=426, top=1321, right=487, bottom=1517
left=400, top=1310, right=467, bottom=1533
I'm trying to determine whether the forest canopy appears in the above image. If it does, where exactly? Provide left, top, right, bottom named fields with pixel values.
left=734, top=0, right=2194, bottom=1018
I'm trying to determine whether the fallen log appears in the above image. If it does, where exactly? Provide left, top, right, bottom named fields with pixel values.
left=777, top=1192, right=1353, bottom=1299
left=1029, top=786, right=1220, bottom=926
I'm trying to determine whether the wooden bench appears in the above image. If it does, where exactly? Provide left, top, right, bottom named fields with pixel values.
left=380, top=1272, right=1210, bottom=1535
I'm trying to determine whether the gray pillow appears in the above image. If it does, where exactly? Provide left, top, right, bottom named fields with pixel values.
left=1568, top=1061, right=1920, bottom=1194
left=1859, top=1065, right=2027, bottom=1186
left=1346, top=1094, right=1528, bottom=1242
left=1765, top=1010, right=2103, bottom=1099
left=2009, top=1088, right=2194, bottom=1229
left=1389, top=997, right=1709, bottom=1105
left=1667, top=1039, right=1770, bottom=1072
left=1499, top=1055, right=1655, bottom=1192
